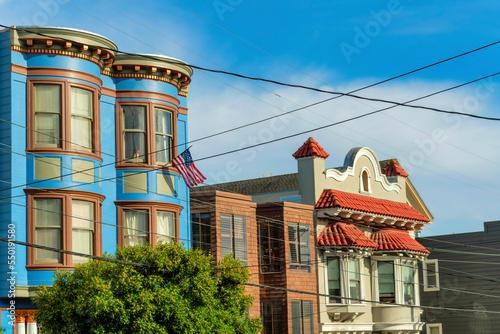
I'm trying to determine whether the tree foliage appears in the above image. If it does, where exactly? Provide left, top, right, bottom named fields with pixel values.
left=33, top=243, right=262, bottom=334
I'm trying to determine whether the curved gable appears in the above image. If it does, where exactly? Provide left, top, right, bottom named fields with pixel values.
left=324, top=147, right=402, bottom=197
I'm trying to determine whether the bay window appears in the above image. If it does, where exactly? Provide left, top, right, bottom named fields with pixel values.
left=29, top=80, right=99, bottom=157
left=326, top=256, right=362, bottom=304
left=117, top=202, right=180, bottom=247
left=27, top=190, right=103, bottom=269
left=117, top=102, right=176, bottom=166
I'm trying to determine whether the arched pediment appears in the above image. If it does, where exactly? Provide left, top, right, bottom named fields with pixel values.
left=325, top=147, right=402, bottom=193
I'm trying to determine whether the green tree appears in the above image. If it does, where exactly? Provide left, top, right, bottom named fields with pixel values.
left=33, top=242, right=262, bottom=334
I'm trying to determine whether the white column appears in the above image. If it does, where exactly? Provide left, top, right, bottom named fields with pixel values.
left=16, top=322, right=25, bottom=334
left=27, top=322, right=37, bottom=334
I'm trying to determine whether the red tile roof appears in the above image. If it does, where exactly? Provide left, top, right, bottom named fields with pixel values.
left=371, top=228, right=430, bottom=254
left=381, top=159, right=409, bottom=178
left=316, top=189, right=430, bottom=223
left=317, top=222, right=377, bottom=249
left=292, top=137, right=329, bottom=159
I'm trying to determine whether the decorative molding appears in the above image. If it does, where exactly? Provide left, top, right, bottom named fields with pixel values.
left=325, top=147, right=401, bottom=194
left=27, top=67, right=102, bottom=88
left=116, top=90, right=180, bottom=107
left=12, top=45, right=108, bottom=68
left=11, top=63, right=27, bottom=75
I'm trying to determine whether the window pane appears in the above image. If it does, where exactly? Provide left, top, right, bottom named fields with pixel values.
left=35, top=229, right=62, bottom=263
left=123, top=106, right=146, bottom=130
left=34, top=198, right=62, bottom=263
left=34, top=84, right=61, bottom=148
left=154, top=108, right=171, bottom=135
left=220, top=214, right=233, bottom=258
left=34, top=198, right=62, bottom=227
left=123, top=209, right=148, bottom=247
left=72, top=200, right=94, bottom=263
left=298, top=226, right=310, bottom=265
left=34, top=84, right=61, bottom=113
left=349, top=259, right=361, bottom=303
left=71, top=87, right=92, bottom=117
left=155, top=134, right=171, bottom=164
left=288, top=224, right=298, bottom=265
left=72, top=229, right=93, bottom=264
left=157, top=211, right=174, bottom=243
left=378, top=261, right=395, bottom=302
left=71, top=116, right=92, bottom=151
left=191, top=213, right=211, bottom=255
left=233, top=215, right=247, bottom=264
left=35, top=113, right=60, bottom=147
left=291, top=301, right=301, bottom=334
left=123, top=132, right=146, bottom=161
left=327, top=258, right=341, bottom=303
left=301, top=301, right=313, bottom=334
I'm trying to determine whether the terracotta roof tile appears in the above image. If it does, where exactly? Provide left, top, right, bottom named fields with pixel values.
left=316, top=189, right=430, bottom=223
left=381, top=159, right=409, bottom=178
left=317, top=222, right=377, bottom=249
left=292, top=137, right=329, bottom=159
left=371, top=228, right=430, bottom=254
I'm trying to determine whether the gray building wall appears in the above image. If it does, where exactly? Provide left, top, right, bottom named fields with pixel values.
left=417, top=221, right=500, bottom=334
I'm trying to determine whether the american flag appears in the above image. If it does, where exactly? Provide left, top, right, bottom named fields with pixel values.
left=172, top=149, right=206, bottom=189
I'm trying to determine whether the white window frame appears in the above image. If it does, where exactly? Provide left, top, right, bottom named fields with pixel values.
left=325, top=254, right=364, bottom=305
left=371, top=256, right=420, bottom=306
left=423, top=259, right=440, bottom=292
left=426, top=323, right=443, bottom=334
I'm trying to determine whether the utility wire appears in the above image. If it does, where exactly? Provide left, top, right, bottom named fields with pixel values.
left=4, top=236, right=500, bottom=315
left=3, top=24, right=500, bottom=125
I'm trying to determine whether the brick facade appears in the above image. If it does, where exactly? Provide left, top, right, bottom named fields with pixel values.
left=191, top=191, right=318, bottom=333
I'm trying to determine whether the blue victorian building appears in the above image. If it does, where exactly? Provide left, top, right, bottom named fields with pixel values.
left=0, top=26, right=193, bottom=333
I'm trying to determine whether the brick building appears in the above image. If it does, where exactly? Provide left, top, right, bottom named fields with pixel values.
left=190, top=190, right=318, bottom=334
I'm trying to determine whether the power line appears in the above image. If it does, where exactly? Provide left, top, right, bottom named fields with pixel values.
left=3, top=24, right=500, bottom=126
left=4, top=236, right=500, bottom=315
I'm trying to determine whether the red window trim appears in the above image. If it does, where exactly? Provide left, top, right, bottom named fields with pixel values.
left=26, top=78, right=102, bottom=162
left=115, top=100, right=179, bottom=171
left=115, top=201, right=182, bottom=248
left=25, top=189, right=104, bottom=270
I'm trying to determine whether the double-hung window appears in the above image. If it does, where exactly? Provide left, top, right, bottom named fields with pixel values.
left=402, top=260, right=416, bottom=305
left=261, top=300, right=283, bottom=334
left=29, top=80, right=99, bottom=157
left=378, top=261, right=396, bottom=303
left=288, top=223, right=311, bottom=271
left=27, top=190, right=102, bottom=269
left=259, top=221, right=282, bottom=273
left=423, top=259, right=440, bottom=291
left=118, top=102, right=175, bottom=166
left=117, top=202, right=180, bottom=248
left=220, top=214, right=247, bottom=264
left=327, top=256, right=362, bottom=304
left=191, top=213, right=212, bottom=256
left=375, top=258, right=419, bottom=305
left=291, top=300, right=314, bottom=334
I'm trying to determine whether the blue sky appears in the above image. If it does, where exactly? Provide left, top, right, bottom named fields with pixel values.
left=2, top=0, right=500, bottom=236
